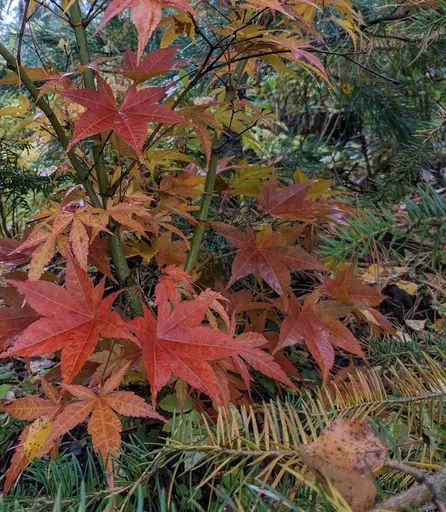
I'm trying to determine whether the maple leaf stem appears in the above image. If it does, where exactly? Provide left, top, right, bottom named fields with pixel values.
left=0, top=41, right=102, bottom=210
left=99, top=340, right=116, bottom=386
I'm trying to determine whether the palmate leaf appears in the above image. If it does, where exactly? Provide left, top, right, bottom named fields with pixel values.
left=57, top=76, right=187, bottom=159
left=9, top=202, right=110, bottom=280
left=130, top=287, right=295, bottom=406
left=122, top=46, right=181, bottom=84
left=0, top=255, right=137, bottom=383
left=0, top=284, right=40, bottom=351
left=44, top=363, right=165, bottom=461
left=213, top=222, right=325, bottom=296
left=93, top=0, right=196, bottom=62
left=277, top=293, right=365, bottom=381
left=322, top=264, right=394, bottom=335
left=0, top=375, right=61, bottom=495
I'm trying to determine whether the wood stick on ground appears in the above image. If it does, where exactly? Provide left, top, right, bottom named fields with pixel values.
left=371, top=462, right=446, bottom=512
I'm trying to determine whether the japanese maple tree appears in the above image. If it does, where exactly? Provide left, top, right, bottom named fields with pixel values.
left=0, top=0, right=394, bottom=496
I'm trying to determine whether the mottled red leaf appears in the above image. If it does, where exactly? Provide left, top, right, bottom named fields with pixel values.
left=213, top=222, right=325, bottom=296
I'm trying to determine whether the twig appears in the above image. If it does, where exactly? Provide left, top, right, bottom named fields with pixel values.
left=16, top=0, right=30, bottom=65
left=194, top=250, right=237, bottom=273
left=342, top=54, right=400, bottom=85
left=32, top=0, right=70, bottom=23
left=365, top=11, right=415, bottom=27
left=371, top=463, right=446, bottom=512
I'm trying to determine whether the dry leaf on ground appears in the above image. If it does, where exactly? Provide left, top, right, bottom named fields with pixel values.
left=298, top=418, right=387, bottom=512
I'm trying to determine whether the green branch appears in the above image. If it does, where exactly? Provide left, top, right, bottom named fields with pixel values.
left=69, top=1, right=108, bottom=195
left=184, top=61, right=248, bottom=272
left=0, top=41, right=102, bottom=208
left=69, top=0, right=143, bottom=316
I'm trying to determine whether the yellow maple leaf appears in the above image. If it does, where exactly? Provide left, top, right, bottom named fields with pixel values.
left=23, top=415, right=54, bottom=460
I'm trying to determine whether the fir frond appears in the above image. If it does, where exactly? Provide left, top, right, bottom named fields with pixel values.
left=320, top=185, right=446, bottom=267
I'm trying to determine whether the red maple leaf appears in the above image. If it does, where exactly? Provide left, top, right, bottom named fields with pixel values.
left=277, top=293, right=365, bottom=381
left=94, top=0, right=196, bottom=62
left=258, top=178, right=346, bottom=222
left=43, top=363, right=165, bottom=461
left=323, top=263, right=383, bottom=307
left=0, top=283, right=40, bottom=351
left=323, top=264, right=394, bottom=334
left=57, top=75, right=187, bottom=159
left=130, top=289, right=295, bottom=406
left=213, top=222, right=325, bottom=296
left=1, top=255, right=138, bottom=383
left=122, top=46, right=182, bottom=84
left=0, top=237, right=33, bottom=269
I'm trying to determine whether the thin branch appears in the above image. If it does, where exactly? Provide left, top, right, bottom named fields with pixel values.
left=214, top=117, right=262, bottom=152
left=85, top=0, right=109, bottom=24
left=16, top=0, right=30, bottom=65
left=32, top=0, right=71, bottom=23
left=371, top=463, right=446, bottom=512
left=46, top=0, right=65, bottom=13
left=341, top=54, right=400, bottom=85
left=365, top=10, right=415, bottom=27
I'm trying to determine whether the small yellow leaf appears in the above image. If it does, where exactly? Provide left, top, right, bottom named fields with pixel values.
left=18, top=95, right=30, bottom=111
left=27, top=0, right=37, bottom=16
left=126, top=240, right=158, bottom=263
left=121, top=370, right=144, bottom=385
left=260, top=55, right=291, bottom=74
left=294, top=168, right=310, bottom=183
left=361, top=264, right=385, bottom=285
left=342, top=82, right=355, bottom=95
left=23, top=415, right=53, bottom=460
left=336, top=18, right=358, bottom=49
left=395, top=280, right=417, bottom=295
left=307, top=179, right=332, bottom=199
left=431, top=318, right=444, bottom=330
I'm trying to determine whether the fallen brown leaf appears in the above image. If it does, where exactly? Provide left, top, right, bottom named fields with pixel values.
left=298, top=419, right=387, bottom=512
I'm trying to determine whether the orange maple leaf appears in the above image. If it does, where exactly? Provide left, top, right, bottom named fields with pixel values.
left=0, top=375, right=61, bottom=495
left=9, top=201, right=109, bottom=280
left=44, top=363, right=165, bottom=461
left=130, top=288, right=295, bottom=406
